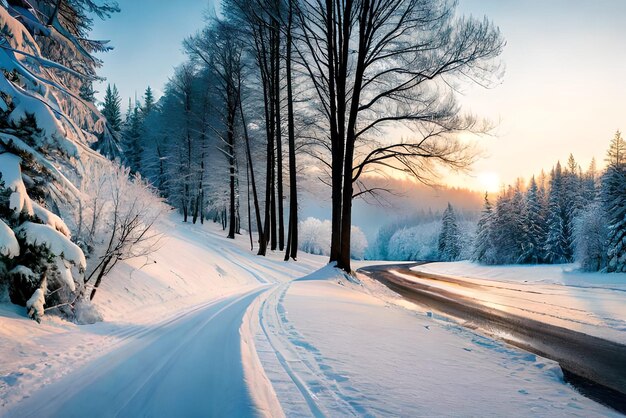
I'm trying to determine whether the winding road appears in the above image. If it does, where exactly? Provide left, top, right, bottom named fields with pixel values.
left=358, top=263, right=626, bottom=414
left=4, top=288, right=267, bottom=418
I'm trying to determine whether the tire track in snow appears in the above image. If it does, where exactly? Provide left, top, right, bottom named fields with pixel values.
left=4, top=288, right=267, bottom=418
left=258, top=282, right=369, bottom=417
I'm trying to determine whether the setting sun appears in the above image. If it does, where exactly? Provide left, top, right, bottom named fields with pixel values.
left=478, top=172, right=501, bottom=193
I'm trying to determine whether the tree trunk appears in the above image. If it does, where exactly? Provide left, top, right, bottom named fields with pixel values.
left=227, top=113, right=237, bottom=239
left=246, top=153, right=253, bottom=250
left=325, top=0, right=343, bottom=264
left=274, top=19, right=285, bottom=252
left=284, top=1, right=298, bottom=261
left=89, top=257, right=111, bottom=301
left=239, top=83, right=266, bottom=255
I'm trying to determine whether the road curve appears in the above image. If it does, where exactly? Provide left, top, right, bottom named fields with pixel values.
left=358, top=263, right=626, bottom=414
left=4, top=288, right=267, bottom=418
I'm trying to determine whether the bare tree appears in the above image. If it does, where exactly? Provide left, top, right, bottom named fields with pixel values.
left=84, top=167, right=164, bottom=301
left=296, top=0, right=504, bottom=272
left=185, top=21, right=245, bottom=239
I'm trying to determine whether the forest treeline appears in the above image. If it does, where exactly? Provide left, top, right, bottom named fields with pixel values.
left=371, top=133, right=626, bottom=273
left=473, top=134, right=625, bottom=272
left=100, top=0, right=504, bottom=272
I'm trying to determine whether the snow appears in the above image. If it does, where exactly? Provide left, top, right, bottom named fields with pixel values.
left=260, top=267, right=616, bottom=417
left=416, top=261, right=626, bottom=289
left=32, top=201, right=71, bottom=238
left=0, top=153, right=33, bottom=217
left=17, top=222, right=86, bottom=270
left=411, top=261, right=626, bottom=343
left=0, top=216, right=621, bottom=416
left=25, top=287, right=45, bottom=323
left=0, top=219, right=19, bottom=258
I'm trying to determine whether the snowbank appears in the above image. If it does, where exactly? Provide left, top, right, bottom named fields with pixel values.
left=410, top=261, right=626, bottom=344
left=415, top=260, right=626, bottom=289
left=276, top=276, right=615, bottom=416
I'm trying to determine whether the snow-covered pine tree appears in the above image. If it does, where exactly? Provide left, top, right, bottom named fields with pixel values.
left=122, top=101, right=143, bottom=174
left=101, top=84, right=122, bottom=132
left=582, top=158, right=598, bottom=203
left=602, top=130, right=626, bottom=272
left=518, top=176, right=546, bottom=263
left=606, top=130, right=625, bottom=166
left=142, top=86, right=155, bottom=116
left=95, top=83, right=122, bottom=160
left=79, top=81, right=96, bottom=103
left=574, top=201, right=608, bottom=271
left=0, top=2, right=116, bottom=320
left=510, top=182, right=528, bottom=259
left=472, top=192, right=495, bottom=264
left=544, top=163, right=569, bottom=263
left=562, top=154, right=583, bottom=259
left=438, top=203, right=461, bottom=261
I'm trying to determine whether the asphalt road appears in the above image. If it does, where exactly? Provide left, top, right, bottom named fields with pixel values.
left=4, top=289, right=266, bottom=418
left=358, top=263, right=626, bottom=414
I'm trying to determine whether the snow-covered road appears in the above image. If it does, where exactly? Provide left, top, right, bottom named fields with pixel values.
left=3, top=288, right=269, bottom=418
left=359, top=263, right=626, bottom=413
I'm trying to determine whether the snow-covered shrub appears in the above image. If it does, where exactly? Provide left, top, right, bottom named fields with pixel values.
left=298, top=217, right=368, bottom=259
left=73, top=298, right=103, bottom=325
left=386, top=218, right=474, bottom=262
left=26, top=278, right=46, bottom=324
left=299, top=217, right=331, bottom=256
left=350, top=226, right=368, bottom=260
left=387, top=222, right=441, bottom=261
left=74, top=165, right=166, bottom=301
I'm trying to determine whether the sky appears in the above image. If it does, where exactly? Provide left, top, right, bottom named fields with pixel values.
left=91, top=0, right=626, bottom=192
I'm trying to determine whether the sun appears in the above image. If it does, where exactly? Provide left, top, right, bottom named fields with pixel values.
left=478, top=172, right=501, bottom=193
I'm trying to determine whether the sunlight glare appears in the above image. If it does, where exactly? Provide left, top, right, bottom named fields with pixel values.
left=478, top=172, right=501, bottom=193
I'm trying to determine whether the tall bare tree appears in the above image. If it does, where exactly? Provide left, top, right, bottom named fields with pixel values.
left=296, top=0, right=504, bottom=272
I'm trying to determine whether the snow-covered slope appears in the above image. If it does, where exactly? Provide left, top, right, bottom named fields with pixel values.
left=0, top=215, right=290, bottom=410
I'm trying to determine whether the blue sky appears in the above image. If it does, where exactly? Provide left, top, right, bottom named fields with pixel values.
left=91, top=0, right=626, bottom=190
left=91, top=0, right=212, bottom=105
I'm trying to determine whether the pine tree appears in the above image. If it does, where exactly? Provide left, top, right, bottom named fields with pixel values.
left=122, top=103, right=143, bottom=174
left=562, top=154, right=582, bottom=259
left=582, top=158, right=598, bottom=203
left=606, top=130, right=625, bottom=166
left=519, top=176, right=546, bottom=263
left=0, top=3, right=116, bottom=320
left=602, top=131, right=626, bottom=272
left=473, top=193, right=495, bottom=263
left=143, top=86, right=155, bottom=116
left=101, top=84, right=122, bottom=132
left=487, top=187, right=521, bottom=264
left=438, top=203, right=461, bottom=261
left=544, top=164, right=568, bottom=263
left=79, top=82, right=96, bottom=103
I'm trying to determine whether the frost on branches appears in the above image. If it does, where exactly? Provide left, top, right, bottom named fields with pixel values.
left=0, top=2, right=116, bottom=321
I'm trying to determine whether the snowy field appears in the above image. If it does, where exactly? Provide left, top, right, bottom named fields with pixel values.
left=411, top=261, right=626, bottom=344
left=0, top=219, right=620, bottom=416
